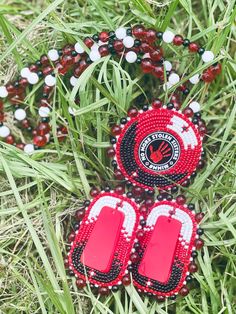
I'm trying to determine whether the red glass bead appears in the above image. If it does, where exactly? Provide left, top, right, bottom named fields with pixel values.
left=199, top=125, right=207, bottom=136
left=179, top=286, right=189, bottom=296
left=183, top=107, right=194, bottom=118
left=211, top=63, right=222, bottom=75
left=6, top=84, right=15, bottom=94
left=136, top=230, right=144, bottom=239
left=111, top=125, right=121, bottom=136
left=140, top=42, right=154, bottom=53
left=33, top=135, right=47, bottom=147
left=122, top=275, right=131, bottom=286
left=29, top=64, right=38, bottom=72
left=22, top=119, right=30, bottom=128
left=113, top=40, right=124, bottom=52
left=76, top=278, right=86, bottom=289
left=197, top=160, right=205, bottom=169
left=57, top=63, right=68, bottom=75
left=173, top=101, right=181, bottom=110
left=188, top=262, right=198, bottom=273
left=64, top=257, right=69, bottom=268
left=37, top=122, right=51, bottom=136
left=179, top=84, right=186, bottom=92
left=61, top=55, right=74, bottom=67
left=195, top=238, right=204, bottom=249
left=63, top=44, right=73, bottom=55
left=132, top=186, right=143, bottom=196
left=115, top=185, right=125, bottom=195
left=32, top=130, right=37, bottom=136
left=132, top=25, right=146, bottom=39
left=152, top=99, right=162, bottom=109
left=150, top=48, right=163, bottom=61
left=40, top=55, right=49, bottom=66
left=114, top=169, right=123, bottom=180
left=0, top=100, right=3, bottom=110
left=0, top=111, right=4, bottom=122
left=195, top=212, right=205, bottom=223
left=152, top=66, right=164, bottom=79
left=141, top=59, right=153, bottom=73
left=198, top=119, right=206, bottom=127
left=145, top=198, right=154, bottom=208
left=170, top=94, right=180, bottom=102
left=107, top=147, right=115, bottom=158
left=76, top=209, right=85, bottom=220
left=99, top=31, right=109, bottom=42
left=99, top=45, right=109, bottom=57
left=130, top=253, right=139, bottom=263
left=6, top=135, right=15, bottom=145
left=176, top=195, right=186, bottom=205
left=202, top=70, right=215, bottom=83
left=43, top=66, right=53, bottom=76
left=16, top=143, right=25, bottom=150
left=84, top=37, right=94, bottom=48
left=139, top=204, right=148, bottom=214
left=68, top=232, right=75, bottom=242
left=189, top=42, right=199, bottom=52
left=90, top=188, right=100, bottom=197
left=173, top=35, right=184, bottom=46
left=145, top=28, right=157, bottom=43
left=98, top=287, right=110, bottom=296
left=19, top=78, right=28, bottom=87
left=128, top=107, right=138, bottom=118
left=156, top=295, right=165, bottom=302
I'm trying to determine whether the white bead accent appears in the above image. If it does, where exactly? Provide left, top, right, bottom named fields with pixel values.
left=68, top=106, right=76, bottom=116
left=163, top=61, right=172, bottom=71
left=125, top=51, right=137, bottom=63
left=39, top=106, right=50, bottom=117
left=189, top=74, right=200, bottom=84
left=91, top=43, right=99, bottom=51
left=89, top=50, right=101, bottom=62
left=0, top=86, right=8, bottom=98
left=162, top=30, right=175, bottom=43
left=75, top=42, right=85, bottom=54
left=24, top=144, right=35, bottom=154
left=20, top=67, right=31, bottom=78
left=0, top=125, right=10, bottom=138
left=163, top=82, right=173, bottom=91
left=27, top=73, right=39, bottom=85
left=202, top=51, right=214, bottom=63
left=70, top=76, right=78, bottom=87
left=168, top=73, right=180, bottom=85
left=189, top=101, right=200, bottom=113
left=14, top=108, right=26, bottom=121
left=123, top=36, right=134, bottom=48
left=48, top=49, right=59, bottom=61
left=45, top=75, right=56, bottom=87
left=115, top=27, right=126, bottom=40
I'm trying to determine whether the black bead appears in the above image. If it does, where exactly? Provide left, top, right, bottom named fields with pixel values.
left=157, top=194, right=164, bottom=201
left=183, top=39, right=190, bottom=47
left=191, top=171, right=197, bottom=178
left=71, top=50, right=78, bottom=57
left=42, top=93, right=48, bottom=98
left=127, top=265, right=133, bottom=271
left=194, top=112, right=201, bottom=118
left=136, top=57, right=142, bottom=64
left=170, top=295, right=176, bottom=300
left=198, top=47, right=205, bottom=55
left=191, top=251, right=198, bottom=258
left=111, top=160, right=117, bottom=168
left=147, top=190, right=155, bottom=197
left=140, top=219, right=146, bottom=226
left=167, top=102, right=174, bottom=109
left=166, top=194, right=173, bottom=201
left=108, top=43, right=114, bottom=51
left=120, top=117, right=127, bottom=124
left=186, top=275, right=193, bottom=282
left=126, top=28, right=132, bottom=36
left=14, top=81, right=19, bottom=88
left=135, top=197, right=142, bottom=204
left=92, top=34, right=99, bottom=42
left=86, top=57, right=92, bottom=64
left=36, top=60, right=42, bottom=66
left=69, top=270, right=74, bottom=276
left=74, top=223, right=80, bottom=230
left=134, top=39, right=141, bottom=47
left=34, top=145, right=39, bottom=150
left=27, top=126, right=32, bottom=131
left=126, top=191, right=133, bottom=198
left=104, top=186, right=110, bottom=192
left=110, top=137, right=116, bottom=144
left=192, top=117, right=198, bottom=124
left=84, top=200, right=90, bottom=207
left=108, top=31, right=115, bottom=38
left=171, top=186, right=178, bottom=193
left=188, top=203, right=195, bottom=210
left=126, top=181, right=133, bottom=188
left=143, top=104, right=149, bottom=111
left=197, top=228, right=204, bottom=235
left=183, top=88, right=190, bottom=95
left=156, top=31, right=163, bottom=39
left=41, top=117, right=49, bottom=122
left=112, top=285, right=119, bottom=292
left=201, top=150, right=206, bottom=158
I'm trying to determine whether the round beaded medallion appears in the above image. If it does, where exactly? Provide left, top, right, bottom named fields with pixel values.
left=112, top=107, right=203, bottom=190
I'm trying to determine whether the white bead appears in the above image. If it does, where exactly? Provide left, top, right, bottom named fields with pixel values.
left=48, top=49, right=59, bottom=61
left=75, top=42, right=85, bottom=54
left=142, top=53, right=150, bottom=59
left=20, top=67, right=31, bottom=78
left=14, top=108, right=26, bottom=121
left=162, top=30, right=175, bottom=43
left=45, top=75, right=56, bottom=87
left=189, top=74, right=200, bottom=84
left=0, top=125, right=10, bottom=138
left=91, top=43, right=99, bottom=51
left=0, top=86, right=8, bottom=98
left=70, top=76, right=78, bottom=87
left=168, top=73, right=180, bottom=84
left=202, top=51, right=214, bottom=63
left=39, top=106, right=50, bottom=117
left=189, top=101, right=200, bottom=113
left=163, top=82, right=173, bottom=91
left=27, top=73, right=39, bottom=85
left=125, top=51, right=137, bottom=63
left=115, top=27, right=126, bottom=40
left=24, top=144, right=35, bottom=154
left=68, top=106, right=76, bottom=116
left=89, top=50, right=101, bottom=62
left=123, top=36, right=134, bottom=48
left=163, top=60, right=172, bottom=71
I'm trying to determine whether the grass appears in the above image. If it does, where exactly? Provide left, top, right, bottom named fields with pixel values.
left=0, top=0, right=236, bottom=313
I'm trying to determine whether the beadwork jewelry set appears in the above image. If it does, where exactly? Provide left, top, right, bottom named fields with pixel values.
left=0, top=25, right=221, bottom=300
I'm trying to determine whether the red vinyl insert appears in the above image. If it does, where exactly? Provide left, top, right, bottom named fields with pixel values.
left=138, top=216, right=181, bottom=283
left=80, top=206, right=124, bottom=272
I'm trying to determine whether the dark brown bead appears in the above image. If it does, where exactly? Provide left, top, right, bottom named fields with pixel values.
left=189, top=262, right=198, bottom=273
left=76, top=278, right=86, bottom=289
left=122, top=275, right=131, bottom=286
left=6, top=135, right=15, bottom=144
left=176, top=195, right=186, bottom=205
left=40, top=55, right=49, bottom=66
left=114, top=169, right=123, bottom=180
left=195, top=212, right=205, bottom=223
left=195, top=238, right=204, bottom=250
left=37, top=122, right=51, bottom=135
left=33, top=135, right=47, bottom=147
left=99, top=45, right=109, bottom=57
left=156, top=295, right=165, bottom=302
left=115, top=185, right=125, bottom=195
left=152, top=99, right=162, bottom=109
left=136, top=230, right=144, bottom=239
left=179, top=286, right=189, bottom=296
left=98, top=287, right=110, bottom=296
left=111, top=125, right=121, bottom=136
left=128, top=107, right=138, bottom=118
left=107, top=147, right=115, bottom=158
left=130, top=253, right=139, bottom=263
left=90, top=188, right=100, bottom=197
left=183, top=107, right=194, bottom=118
left=113, top=40, right=124, bottom=52
left=76, top=209, right=85, bottom=220
left=68, top=232, right=75, bottom=242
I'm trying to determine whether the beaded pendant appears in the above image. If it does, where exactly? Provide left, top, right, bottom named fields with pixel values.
left=110, top=105, right=204, bottom=190
left=66, top=190, right=205, bottom=299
